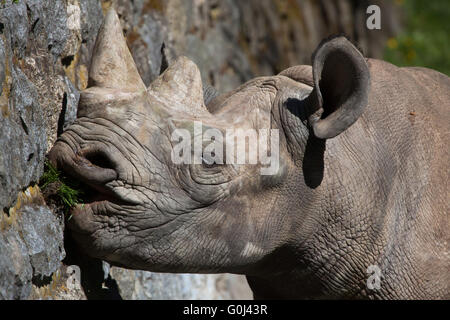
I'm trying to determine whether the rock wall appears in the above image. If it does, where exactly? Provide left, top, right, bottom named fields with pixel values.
left=0, top=0, right=398, bottom=299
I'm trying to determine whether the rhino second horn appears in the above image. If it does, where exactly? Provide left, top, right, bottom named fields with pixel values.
left=88, top=8, right=145, bottom=92
left=148, top=56, right=209, bottom=115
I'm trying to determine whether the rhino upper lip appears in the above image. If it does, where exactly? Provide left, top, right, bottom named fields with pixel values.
left=72, top=149, right=118, bottom=185
left=65, top=166, right=127, bottom=207
left=55, top=146, right=135, bottom=207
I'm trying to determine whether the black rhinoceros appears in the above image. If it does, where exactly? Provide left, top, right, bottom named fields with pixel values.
left=49, top=9, right=449, bottom=299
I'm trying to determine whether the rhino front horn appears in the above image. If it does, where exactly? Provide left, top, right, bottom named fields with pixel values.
left=88, top=8, right=145, bottom=92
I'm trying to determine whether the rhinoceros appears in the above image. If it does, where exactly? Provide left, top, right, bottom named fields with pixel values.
left=48, top=9, right=449, bottom=299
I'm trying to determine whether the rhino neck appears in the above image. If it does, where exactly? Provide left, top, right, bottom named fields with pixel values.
left=254, top=60, right=448, bottom=299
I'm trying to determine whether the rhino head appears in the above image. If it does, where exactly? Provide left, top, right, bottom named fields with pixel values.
left=49, top=10, right=370, bottom=276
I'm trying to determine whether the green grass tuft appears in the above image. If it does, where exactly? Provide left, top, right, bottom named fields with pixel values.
left=40, top=160, right=60, bottom=189
left=58, top=183, right=81, bottom=209
left=39, top=160, right=84, bottom=220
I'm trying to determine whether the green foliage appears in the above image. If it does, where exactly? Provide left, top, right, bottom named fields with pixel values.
left=384, top=0, right=450, bottom=75
left=1, top=0, right=20, bottom=5
left=58, top=183, right=81, bottom=209
left=40, top=160, right=60, bottom=189
left=40, top=160, right=83, bottom=219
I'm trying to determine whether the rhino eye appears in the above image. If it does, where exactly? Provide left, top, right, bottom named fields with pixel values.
left=203, top=163, right=216, bottom=169
left=201, top=153, right=218, bottom=168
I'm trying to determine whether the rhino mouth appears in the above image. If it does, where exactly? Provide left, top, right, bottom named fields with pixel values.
left=48, top=142, right=138, bottom=214
left=74, top=177, right=128, bottom=207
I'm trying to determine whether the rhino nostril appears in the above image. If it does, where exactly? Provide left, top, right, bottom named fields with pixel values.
left=84, top=151, right=116, bottom=171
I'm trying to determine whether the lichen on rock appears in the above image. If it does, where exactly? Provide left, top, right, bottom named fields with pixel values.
left=0, top=186, right=65, bottom=299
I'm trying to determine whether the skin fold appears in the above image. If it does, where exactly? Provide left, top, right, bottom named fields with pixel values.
left=48, top=9, right=449, bottom=299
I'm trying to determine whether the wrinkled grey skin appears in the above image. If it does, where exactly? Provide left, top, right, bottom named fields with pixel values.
left=49, top=10, right=449, bottom=299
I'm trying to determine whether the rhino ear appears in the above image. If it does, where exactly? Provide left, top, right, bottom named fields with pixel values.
left=307, top=36, right=370, bottom=139
left=88, top=8, right=145, bottom=91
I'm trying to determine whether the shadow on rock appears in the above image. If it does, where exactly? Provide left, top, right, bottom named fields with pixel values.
left=63, top=229, right=122, bottom=300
